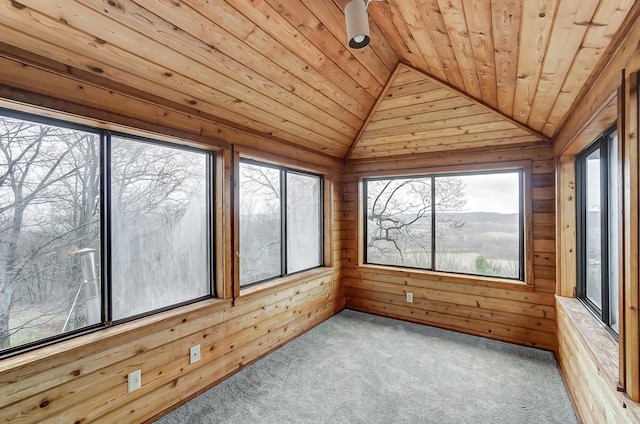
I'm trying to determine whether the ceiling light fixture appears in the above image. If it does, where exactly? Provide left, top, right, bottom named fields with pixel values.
left=345, top=0, right=371, bottom=49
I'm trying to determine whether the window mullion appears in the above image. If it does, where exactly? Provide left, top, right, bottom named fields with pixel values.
left=600, top=137, right=610, bottom=325
left=103, top=130, right=113, bottom=325
left=281, top=169, right=287, bottom=276
left=431, top=176, right=436, bottom=271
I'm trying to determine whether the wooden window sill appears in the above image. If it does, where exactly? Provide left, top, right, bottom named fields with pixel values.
left=556, top=296, right=619, bottom=387
left=356, top=264, right=534, bottom=292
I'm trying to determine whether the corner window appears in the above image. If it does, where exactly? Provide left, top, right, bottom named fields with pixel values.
left=239, top=160, right=322, bottom=287
left=364, top=169, right=524, bottom=280
left=576, top=126, right=619, bottom=335
left=0, top=110, right=215, bottom=357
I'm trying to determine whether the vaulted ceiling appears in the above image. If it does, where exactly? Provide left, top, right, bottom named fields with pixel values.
left=0, top=0, right=636, bottom=160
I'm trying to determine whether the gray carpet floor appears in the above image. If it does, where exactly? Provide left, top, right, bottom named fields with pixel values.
left=156, top=309, right=577, bottom=424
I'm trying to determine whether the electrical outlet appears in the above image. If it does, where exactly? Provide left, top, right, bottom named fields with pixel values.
left=406, top=292, right=414, bottom=303
left=190, top=344, right=201, bottom=364
left=127, top=369, right=141, bottom=393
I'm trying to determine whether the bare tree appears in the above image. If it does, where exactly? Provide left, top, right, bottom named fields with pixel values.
left=0, top=118, right=98, bottom=348
left=366, top=177, right=466, bottom=267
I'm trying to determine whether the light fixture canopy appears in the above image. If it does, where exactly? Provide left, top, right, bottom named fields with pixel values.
left=345, top=0, right=370, bottom=49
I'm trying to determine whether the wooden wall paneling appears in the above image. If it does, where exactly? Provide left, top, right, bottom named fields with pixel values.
left=556, top=156, right=577, bottom=297
left=622, top=71, right=640, bottom=402
left=342, top=146, right=557, bottom=351
left=0, top=268, right=339, bottom=423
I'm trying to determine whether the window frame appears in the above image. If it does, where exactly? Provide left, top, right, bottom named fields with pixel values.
left=238, top=158, right=324, bottom=288
left=360, top=163, right=530, bottom=284
left=0, top=108, right=217, bottom=359
left=576, top=125, right=618, bottom=337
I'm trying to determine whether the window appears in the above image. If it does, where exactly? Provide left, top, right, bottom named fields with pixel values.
left=0, top=109, right=214, bottom=357
left=239, top=160, right=322, bottom=287
left=576, top=126, right=619, bottom=335
left=364, top=169, right=523, bottom=280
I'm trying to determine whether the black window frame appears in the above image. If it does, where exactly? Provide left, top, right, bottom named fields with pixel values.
left=238, top=158, right=324, bottom=288
left=0, top=108, right=216, bottom=359
left=363, top=168, right=525, bottom=281
left=576, top=125, right=618, bottom=337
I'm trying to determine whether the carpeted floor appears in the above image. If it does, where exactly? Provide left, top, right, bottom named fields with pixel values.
left=156, top=309, right=577, bottom=424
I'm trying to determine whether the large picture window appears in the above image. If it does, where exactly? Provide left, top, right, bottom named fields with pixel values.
left=576, top=126, right=619, bottom=335
left=0, top=109, right=214, bottom=357
left=364, top=169, right=523, bottom=280
left=239, top=160, right=322, bottom=287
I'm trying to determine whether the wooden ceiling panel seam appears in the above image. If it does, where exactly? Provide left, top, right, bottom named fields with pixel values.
left=11, top=0, right=354, bottom=153
left=367, top=97, right=472, bottom=122
left=417, top=0, right=466, bottom=92
left=301, top=0, right=396, bottom=84
left=366, top=101, right=486, bottom=131
left=525, top=0, right=601, bottom=132
left=512, top=0, right=558, bottom=126
left=144, top=0, right=366, bottom=132
left=344, top=61, right=405, bottom=161
left=349, top=135, right=546, bottom=159
left=223, top=0, right=377, bottom=106
left=491, top=0, right=523, bottom=117
left=392, top=0, right=449, bottom=82
left=437, top=0, right=482, bottom=100
left=361, top=112, right=506, bottom=139
left=75, top=0, right=358, bottom=143
left=462, top=0, right=498, bottom=106
left=0, top=55, right=350, bottom=161
left=545, top=0, right=638, bottom=135
left=359, top=127, right=536, bottom=148
left=366, top=1, right=435, bottom=75
left=402, top=64, right=550, bottom=141
left=263, top=0, right=388, bottom=89
left=180, top=0, right=370, bottom=124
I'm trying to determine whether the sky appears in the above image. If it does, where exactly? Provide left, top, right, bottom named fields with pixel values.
left=457, top=172, right=520, bottom=214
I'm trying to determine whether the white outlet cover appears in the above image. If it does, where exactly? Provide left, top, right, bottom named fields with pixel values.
left=128, top=369, right=141, bottom=393
left=406, top=292, right=414, bottom=303
left=190, top=344, right=201, bottom=364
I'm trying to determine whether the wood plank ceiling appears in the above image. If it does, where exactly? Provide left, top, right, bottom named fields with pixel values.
left=0, top=0, right=635, bottom=160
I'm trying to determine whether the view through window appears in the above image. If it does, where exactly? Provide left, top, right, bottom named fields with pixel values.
left=365, top=170, right=523, bottom=280
left=0, top=110, right=214, bottom=356
left=576, top=126, right=619, bottom=334
left=239, top=160, right=322, bottom=287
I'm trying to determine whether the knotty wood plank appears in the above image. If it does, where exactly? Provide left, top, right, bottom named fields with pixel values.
left=553, top=0, right=640, bottom=150
left=438, top=0, right=481, bottom=100
left=463, top=0, right=497, bottom=105
left=527, top=0, right=600, bottom=132
left=491, top=0, right=522, bottom=116
left=512, top=0, right=557, bottom=125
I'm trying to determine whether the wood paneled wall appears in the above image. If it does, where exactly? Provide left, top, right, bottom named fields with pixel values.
left=554, top=14, right=640, bottom=423
left=0, top=270, right=342, bottom=423
left=0, top=54, right=345, bottom=423
left=341, top=146, right=558, bottom=351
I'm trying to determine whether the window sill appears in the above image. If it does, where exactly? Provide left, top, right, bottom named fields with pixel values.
left=238, top=267, right=334, bottom=299
left=356, top=264, right=533, bottom=292
left=556, top=296, right=620, bottom=387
